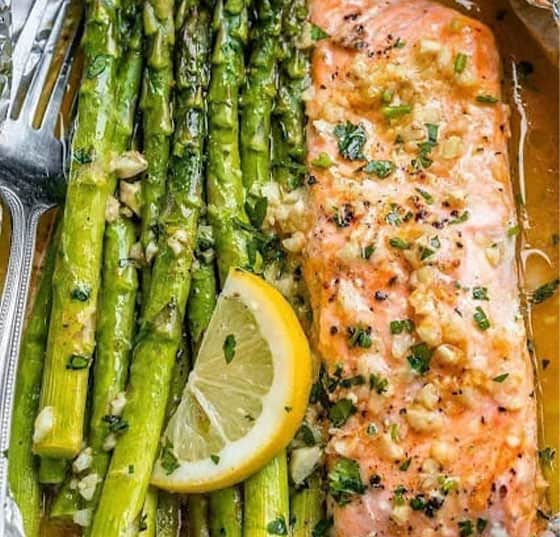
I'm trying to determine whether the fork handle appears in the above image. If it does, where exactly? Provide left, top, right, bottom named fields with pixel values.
left=0, top=186, right=42, bottom=537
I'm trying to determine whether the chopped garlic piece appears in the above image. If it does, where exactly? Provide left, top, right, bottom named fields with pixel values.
left=78, top=473, right=100, bottom=501
left=110, top=392, right=127, bottom=417
left=73, top=509, right=93, bottom=528
left=111, top=150, right=148, bottom=179
left=73, top=447, right=93, bottom=474
left=33, top=406, right=54, bottom=444
left=105, top=196, right=120, bottom=223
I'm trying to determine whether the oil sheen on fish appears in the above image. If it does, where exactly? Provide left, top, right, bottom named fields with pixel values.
left=300, top=1, right=542, bottom=535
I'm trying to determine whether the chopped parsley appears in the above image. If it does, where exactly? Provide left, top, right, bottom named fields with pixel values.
left=476, top=94, right=499, bottom=104
left=419, top=236, right=441, bottom=261
left=407, top=343, right=432, bottom=375
left=366, top=423, right=378, bottom=435
left=454, top=53, right=468, bottom=74
left=329, top=399, right=357, bottom=428
left=266, top=516, right=288, bottom=535
left=472, top=286, right=489, bottom=300
left=333, top=122, right=367, bottom=160
left=369, top=373, right=389, bottom=395
left=331, top=204, right=354, bottom=228
left=399, top=458, right=412, bottom=471
left=311, top=152, right=334, bottom=168
left=347, top=324, right=372, bottom=348
left=389, top=237, right=410, bottom=250
left=70, top=284, right=91, bottom=302
left=476, top=519, right=488, bottom=533
left=410, top=494, right=445, bottom=518
left=412, top=124, right=439, bottom=170
left=381, top=104, right=412, bottom=119
left=328, top=457, right=366, bottom=505
left=73, top=148, right=93, bottom=165
left=161, top=443, right=180, bottom=475
left=362, top=244, right=375, bottom=260
left=458, top=520, right=474, bottom=537
left=508, top=224, right=520, bottom=237
left=87, top=55, right=110, bottom=79
left=493, top=373, right=509, bottom=383
left=223, top=334, right=236, bottom=364
left=312, top=518, right=333, bottom=537
left=531, top=279, right=560, bottom=304
left=539, top=446, right=556, bottom=465
left=340, top=375, right=366, bottom=389
left=102, top=415, right=129, bottom=434
left=415, top=188, right=434, bottom=204
left=245, top=195, right=268, bottom=229
left=310, top=24, right=330, bottom=41
left=66, top=354, right=91, bottom=370
left=473, top=307, right=491, bottom=331
left=363, top=159, right=395, bottom=178
left=449, top=211, right=470, bottom=225
left=210, top=454, right=220, bottom=465
left=390, top=319, right=415, bottom=335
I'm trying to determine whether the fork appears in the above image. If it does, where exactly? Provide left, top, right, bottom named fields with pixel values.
left=0, top=1, right=81, bottom=534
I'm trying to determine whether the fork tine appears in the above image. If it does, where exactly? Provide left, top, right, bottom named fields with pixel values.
left=8, top=0, right=51, bottom=110
left=17, top=0, right=72, bottom=126
left=40, top=15, right=82, bottom=134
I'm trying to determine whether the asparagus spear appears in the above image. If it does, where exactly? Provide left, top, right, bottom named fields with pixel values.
left=240, top=0, right=281, bottom=193
left=188, top=495, right=211, bottom=537
left=38, top=456, right=67, bottom=484
left=206, top=0, right=251, bottom=283
left=244, top=455, right=290, bottom=537
left=272, top=0, right=309, bottom=192
left=238, top=5, right=292, bottom=537
left=209, top=487, right=243, bottom=537
left=8, top=221, right=60, bottom=537
left=33, top=0, right=125, bottom=458
left=274, top=3, right=326, bottom=532
left=141, top=487, right=158, bottom=537
left=291, top=472, right=324, bottom=537
left=49, top=3, right=143, bottom=523
left=139, top=0, right=175, bottom=296
left=205, top=0, right=251, bottom=529
left=156, top=491, right=182, bottom=537
left=187, top=225, right=217, bottom=351
left=89, top=4, right=213, bottom=533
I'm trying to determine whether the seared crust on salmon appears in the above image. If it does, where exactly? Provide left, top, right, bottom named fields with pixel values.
left=301, top=1, right=541, bottom=535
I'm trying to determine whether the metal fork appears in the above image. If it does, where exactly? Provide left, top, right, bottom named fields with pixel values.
left=0, top=1, right=81, bottom=535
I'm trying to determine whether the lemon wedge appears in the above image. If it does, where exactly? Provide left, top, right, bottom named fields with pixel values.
left=151, top=268, right=312, bottom=493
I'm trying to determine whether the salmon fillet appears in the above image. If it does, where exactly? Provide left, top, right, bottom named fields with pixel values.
left=301, top=1, right=542, bottom=536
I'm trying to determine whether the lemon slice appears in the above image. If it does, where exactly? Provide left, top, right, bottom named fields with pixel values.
left=151, top=268, right=312, bottom=493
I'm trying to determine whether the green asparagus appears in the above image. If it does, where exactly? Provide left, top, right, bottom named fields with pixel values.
left=34, top=0, right=125, bottom=458
left=205, top=0, right=251, bottom=529
left=209, top=487, right=243, bottom=537
left=139, top=0, right=175, bottom=297
left=239, top=5, right=291, bottom=537
left=206, top=0, right=252, bottom=283
left=49, top=2, right=143, bottom=523
left=187, top=225, right=217, bottom=351
left=89, top=3, right=213, bottom=533
left=8, top=221, right=60, bottom=537
left=272, top=0, right=309, bottom=192
left=188, top=495, right=211, bottom=537
left=274, top=4, right=326, bottom=533
left=37, top=456, right=66, bottom=484
left=240, top=0, right=281, bottom=193
left=291, top=472, right=324, bottom=537
left=244, top=455, right=290, bottom=537
left=156, top=491, right=182, bottom=537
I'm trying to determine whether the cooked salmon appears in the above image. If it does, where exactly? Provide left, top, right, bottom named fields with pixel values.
left=301, top=1, right=542, bottom=535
